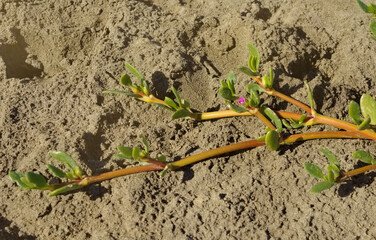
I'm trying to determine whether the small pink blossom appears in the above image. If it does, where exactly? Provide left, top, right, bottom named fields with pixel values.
left=238, top=97, right=245, bottom=104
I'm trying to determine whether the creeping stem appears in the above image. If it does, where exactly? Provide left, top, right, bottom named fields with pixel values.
left=270, top=90, right=313, bottom=114
left=170, top=131, right=363, bottom=170
left=83, top=163, right=165, bottom=184
left=339, top=164, right=376, bottom=180
left=48, top=131, right=369, bottom=190
left=313, top=114, right=376, bottom=140
left=191, top=110, right=252, bottom=120
left=136, top=88, right=376, bottom=141
left=254, top=109, right=277, bottom=130
left=169, top=139, right=265, bottom=169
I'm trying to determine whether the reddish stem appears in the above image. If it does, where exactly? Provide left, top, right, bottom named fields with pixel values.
left=338, top=164, right=376, bottom=181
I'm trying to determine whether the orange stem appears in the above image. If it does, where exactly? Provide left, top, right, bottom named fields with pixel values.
left=84, top=164, right=165, bottom=184
left=254, top=110, right=276, bottom=130
left=170, top=139, right=265, bottom=169
left=339, top=164, right=376, bottom=180
left=252, top=76, right=312, bottom=114
left=313, top=114, right=376, bottom=140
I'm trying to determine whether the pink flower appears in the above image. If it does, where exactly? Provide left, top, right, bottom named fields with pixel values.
left=238, top=97, right=245, bottom=104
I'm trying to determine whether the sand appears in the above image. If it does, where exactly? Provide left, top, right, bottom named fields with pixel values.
left=1, top=0, right=376, bottom=239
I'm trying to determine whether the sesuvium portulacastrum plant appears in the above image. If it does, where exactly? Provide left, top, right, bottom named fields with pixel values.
left=9, top=42, right=376, bottom=195
left=357, top=0, right=376, bottom=40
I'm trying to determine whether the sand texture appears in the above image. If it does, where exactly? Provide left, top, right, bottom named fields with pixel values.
left=1, top=0, right=376, bottom=239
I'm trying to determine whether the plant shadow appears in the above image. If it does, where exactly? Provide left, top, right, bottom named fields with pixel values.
left=0, top=216, right=36, bottom=240
left=176, top=147, right=251, bottom=183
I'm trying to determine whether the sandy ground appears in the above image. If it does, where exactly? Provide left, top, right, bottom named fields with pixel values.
left=1, top=0, right=376, bottom=239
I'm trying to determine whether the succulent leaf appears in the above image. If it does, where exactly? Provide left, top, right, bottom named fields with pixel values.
left=360, top=94, right=376, bottom=125
left=172, top=109, right=192, bottom=119
left=304, top=163, right=325, bottom=179
left=310, top=181, right=335, bottom=193
left=353, top=150, right=376, bottom=164
left=265, top=130, right=280, bottom=151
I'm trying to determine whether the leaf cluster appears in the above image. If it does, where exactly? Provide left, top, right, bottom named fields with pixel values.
left=282, top=114, right=307, bottom=129
left=238, top=43, right=260, bottom=76
left=115, top=135, right=166, bottom=165
left=357, top=0, right=376, bottom=40
left=9, top=152, right=85, bottom=196
left=219, top=72, right=249, bottom=113
left=155, top=86, right=193, bottom=119
left=349, top=94, right=376, bottom=130
left=103, top=62, right=149, bottom=97
left=305, top=148, right=376, bottom=193
left=304, top=148, right=341, bottom=193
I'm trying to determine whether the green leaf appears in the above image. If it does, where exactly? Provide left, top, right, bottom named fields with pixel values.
left=132, top=146, right=140, bottom=159
left=47, top=164, right=67, bottom=178
left=220, top=80, right=228, bottom=88
left=247, top=43, right=260, bottom=72
left=349, top=100, right=362, bottom=125
left=120, top=74, right=132, bottom=86
left=238, top=66, right=258, bottom=76
left=246, top=83, right=265, bottom=93
left=325, top=169, right=335, bottom=183
left=353, top=150, right=376, bottom=164
left=370, top=21, right=376, bottom=38
left=310, top=181, right=335, bottom=193
left=49, top=183, right=84, bottom=197
left=228, top=103, right=248, bottom=113
left=102, top=90, right=140, bottom=98
left=360, top=94, right=376, bottom=125
left=248, top=56, right=258, bottom=73
left=227, top=71, right=236, bottom=94
left=261, top=76, right=269, bottom=89
left=282, top=119, right=292, bottom=129
left=181, top=99, right=190, bottom=109
left=262, top=106, right=283, bottom=132
left=268, top=67, right=274, bottom=88
left=298, top=114, right=307, bottom=124
left=160, top=167, right=169, bottom=177
left=304, top=163, right=325, bottom=179
left=113, top=153, right=126, bottom=159
left=358, top=117, right=371, bottom=130
left=26, top=172, right=49, bottom=189
left=171, top=86, right=183, bottom=107
left=118, top=146, right=133, bottom=159
left=140, top=135, right=149, bottom=153
left=219, top=87, right=237, bottom=101
left=357, top=0, right=371, bottom=13
left=248, top=89, right=260, bottom=107
left=261, top=68, right=274, bottom=89
left=141, top=79, right=149, bottom=95
left=319, top=148, right=340, bottom=172
left=49, top=151, right=78, bottom=173
left=9, top=171, right=31, bottom=189
left=125, top=62, right=145, bottom=82
left=152, top=103, right=174, bottom=111
left=157, top=154, right=167, bottom=163
left=265, top=130, right=280, bottom=151
left=163, top=97, right=179, bottom=110
left=304, top=81, right=315, bottom=111
left=172, top=109, right=192, bottom=119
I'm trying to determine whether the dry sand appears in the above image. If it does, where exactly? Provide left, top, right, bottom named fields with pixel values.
left=1, top=0, right=376, bottom=239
